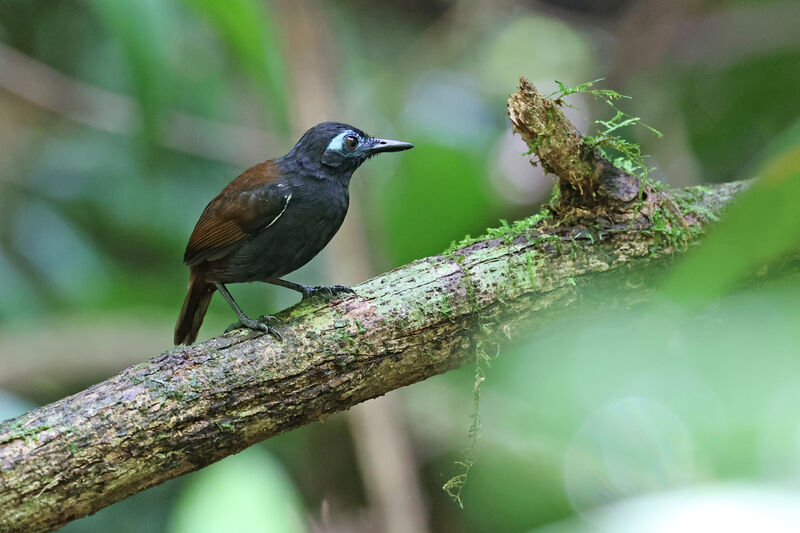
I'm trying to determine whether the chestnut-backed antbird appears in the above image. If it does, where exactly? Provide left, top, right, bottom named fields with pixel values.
left=174, top=122, right=413, bottom=345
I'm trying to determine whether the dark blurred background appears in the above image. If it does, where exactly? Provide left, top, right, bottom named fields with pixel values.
left=2, top=0, right=800, bottom=531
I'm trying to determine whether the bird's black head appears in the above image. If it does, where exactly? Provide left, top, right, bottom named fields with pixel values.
left=282, top=122, right=413, bottom=180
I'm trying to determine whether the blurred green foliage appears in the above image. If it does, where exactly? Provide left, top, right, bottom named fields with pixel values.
left=86, top=0, right=174, bottom=141
left=1, top=0, right=800, bottom=531
left=180, top=0, right=290, bottom=130
left=679, top=50, right=800, bottom=181
left=663, top=121, right=800, bottom=305
left=438, top=281, right=800, bottom=531
left=168, top=447, right=306, bottom=533
left=377, top=138, right=498, bottom=265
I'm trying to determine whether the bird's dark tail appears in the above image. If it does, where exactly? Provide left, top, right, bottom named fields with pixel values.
left=174, top=274, right=215, bottom=345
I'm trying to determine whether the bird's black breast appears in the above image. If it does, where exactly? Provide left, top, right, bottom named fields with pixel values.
left=207, top=177, right=350, bottom=283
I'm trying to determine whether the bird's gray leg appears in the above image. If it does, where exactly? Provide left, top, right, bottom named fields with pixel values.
left=268, top=278, right=355, bottom=301
left=215, top=282, right=281, bottom=340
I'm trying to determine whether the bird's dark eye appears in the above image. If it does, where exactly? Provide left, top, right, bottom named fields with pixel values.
left=344, top=135, right=359, bottom=150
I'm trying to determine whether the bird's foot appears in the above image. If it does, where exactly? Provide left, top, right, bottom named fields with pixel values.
left=225, top=314, right=282, bottom=341
left=300, top=284, right=356, bottom=301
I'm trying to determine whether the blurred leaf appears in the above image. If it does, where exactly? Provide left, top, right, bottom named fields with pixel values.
left=679, top=50, right=800, bottom=181
left=59, top=476, right=181, bottom=533
left=661, top=173, right=800, bottom=305
left=407, top=282, right=800, bottom=530
left=86, top=0, right=175, bottom=142
left=661, top=121, right=800, bottom=305
left=473, top=15, right=593, bottom=97
left=0, top=250, right=48, bottom=321
left=168, top=446, right=306, bottom=533
left=180, top=0, right=289, bottom=131
left=375, top=138, right=498, bottom=266
left=757, top=118, right=800, bottom=180
left=10, top=199, right=110, bottom=308
left=465, top=453, right=570, bottom=531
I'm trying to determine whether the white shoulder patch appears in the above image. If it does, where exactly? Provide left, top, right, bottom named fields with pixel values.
left=265, top=194, right=291, bottom=229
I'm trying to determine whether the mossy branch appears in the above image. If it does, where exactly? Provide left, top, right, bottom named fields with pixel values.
left=0, top=79, right=751, bottom=533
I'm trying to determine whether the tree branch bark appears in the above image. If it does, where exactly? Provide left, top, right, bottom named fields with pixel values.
left=0, top=78, right=751, bottom=532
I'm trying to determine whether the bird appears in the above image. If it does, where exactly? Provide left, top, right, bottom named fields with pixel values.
left=174, top=122, right=414, bottom=345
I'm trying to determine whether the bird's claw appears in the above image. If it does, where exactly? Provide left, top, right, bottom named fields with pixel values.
left=301, top=284, right=356, bottom=301
left=225, top=315, right=282, bottom=341
left=257, top=314, right=279, bottom=324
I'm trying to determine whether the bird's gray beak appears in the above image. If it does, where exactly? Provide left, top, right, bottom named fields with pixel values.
left=367, top=138, right=414, bottom=154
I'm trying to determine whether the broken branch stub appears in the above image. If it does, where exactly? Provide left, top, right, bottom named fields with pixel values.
left=507, top=76, right=647, bottom=218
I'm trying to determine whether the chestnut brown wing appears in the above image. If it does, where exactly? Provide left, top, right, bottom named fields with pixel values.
left=183, top=161, right=291, bottom=267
